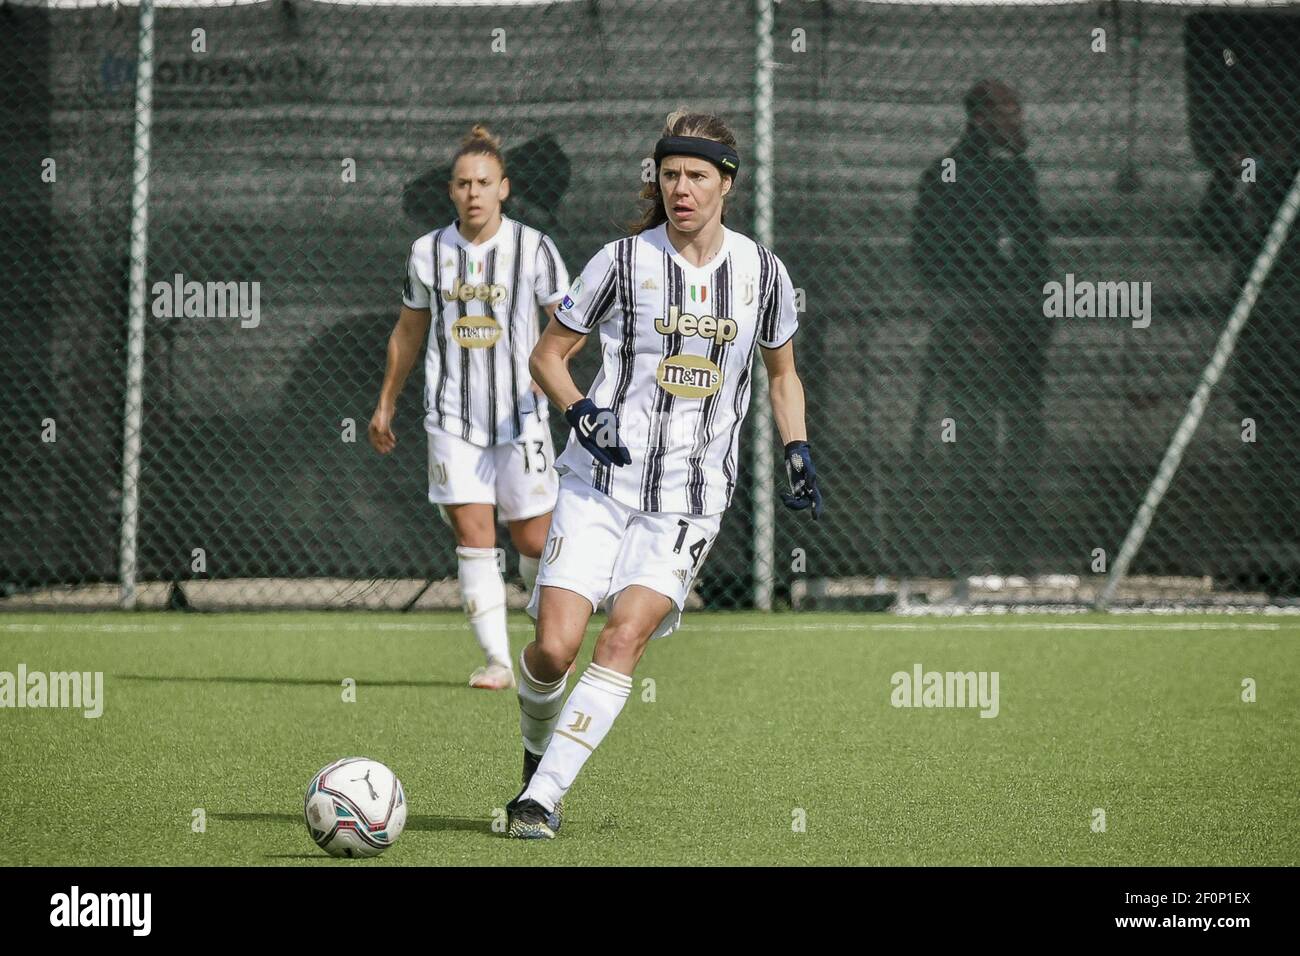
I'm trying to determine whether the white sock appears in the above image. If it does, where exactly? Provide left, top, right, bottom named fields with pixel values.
left=456, top=546, right=509, bottom=667
left=522, top=663, right=632, bottom=811
left=517, top=646, right=568, bottom=756
left=519, top=554, right=540, bottom=597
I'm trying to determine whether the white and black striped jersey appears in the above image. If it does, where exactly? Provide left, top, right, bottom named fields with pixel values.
left=554, top=223, right=798, bottom=516
left=403, top=215, right=569, bottom=447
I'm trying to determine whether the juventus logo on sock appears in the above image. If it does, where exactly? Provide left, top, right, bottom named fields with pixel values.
left=523, top=666, right=634, bottom=809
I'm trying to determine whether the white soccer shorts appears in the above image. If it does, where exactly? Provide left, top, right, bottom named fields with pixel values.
left=526, top=472, right=721, bottom=639
left=426, top=417, right=558, bottom=523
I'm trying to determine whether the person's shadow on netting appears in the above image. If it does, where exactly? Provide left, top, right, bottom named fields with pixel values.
left=906, top=80, right=1053, bottom=579
left=269, top=136, right=572, bottom=593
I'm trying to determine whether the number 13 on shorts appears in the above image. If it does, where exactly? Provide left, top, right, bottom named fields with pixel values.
left=519, top=439, right=548, bottom=474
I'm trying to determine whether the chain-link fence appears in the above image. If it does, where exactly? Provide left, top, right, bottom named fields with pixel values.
left=3, top=0, right=1298, bottom=611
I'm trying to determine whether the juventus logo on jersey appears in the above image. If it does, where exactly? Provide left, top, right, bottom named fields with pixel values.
left=740, top=274, right=755, bottom=305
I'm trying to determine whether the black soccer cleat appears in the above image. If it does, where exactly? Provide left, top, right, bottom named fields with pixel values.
left=508, top=749, right=564, bottom=833
left=506, top=798, right=556, bottom=840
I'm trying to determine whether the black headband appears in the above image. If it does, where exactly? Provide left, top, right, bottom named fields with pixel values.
left=654, top=135, right=740, bottom=180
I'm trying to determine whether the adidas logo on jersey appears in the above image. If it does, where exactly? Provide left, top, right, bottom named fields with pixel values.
left=641, top=277, right=658, bottom=290
left=653, top=305, right=738, bottom=344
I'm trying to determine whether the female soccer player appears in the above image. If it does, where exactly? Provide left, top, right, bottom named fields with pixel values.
left=369, top=125, right=572, bottom=691
left=504, top=110, right=823, bottom=838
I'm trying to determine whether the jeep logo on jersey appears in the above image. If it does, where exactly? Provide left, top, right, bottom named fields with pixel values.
left=443, top=277, right=507, bottom=305
left=451, top=314, right=503, bottom=348
left=653, top=305, right=738, bottom=345
left=657, top=353, right=723, bottom=398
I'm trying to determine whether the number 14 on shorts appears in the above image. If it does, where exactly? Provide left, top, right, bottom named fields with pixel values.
left=672, top=519, right=708, bottom=569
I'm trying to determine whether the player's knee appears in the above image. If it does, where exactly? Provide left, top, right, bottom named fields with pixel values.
left=446, top=505, right=496, bottom=548
left=595, top=620, right=651, bottom=667
left=528, top=635, right=574, bottom=682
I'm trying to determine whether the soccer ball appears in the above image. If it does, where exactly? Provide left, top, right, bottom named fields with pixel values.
left=304, top=757, right=407, bottom=858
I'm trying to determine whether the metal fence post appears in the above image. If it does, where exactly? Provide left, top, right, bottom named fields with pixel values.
left=752, top=0, right=775, bottom=611
left=118, top=0, right=156, bottom=608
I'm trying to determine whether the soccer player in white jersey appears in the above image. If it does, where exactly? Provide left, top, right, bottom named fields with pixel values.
left=369, top=125, right=572, bottom=691
left=503, top=111, right=823, bottom=838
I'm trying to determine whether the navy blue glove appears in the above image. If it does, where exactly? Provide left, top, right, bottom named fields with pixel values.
left=781, top=441, right=822, bottom=519
left=565, top=398, right=632, bottom=468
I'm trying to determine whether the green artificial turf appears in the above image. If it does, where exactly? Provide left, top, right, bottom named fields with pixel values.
left=1, top=612, right=1296, bottom=866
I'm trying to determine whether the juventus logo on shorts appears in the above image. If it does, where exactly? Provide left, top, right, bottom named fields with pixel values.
left=430, top=462, right=448, bottom=485
left=543, top=536, right=564, bottom=565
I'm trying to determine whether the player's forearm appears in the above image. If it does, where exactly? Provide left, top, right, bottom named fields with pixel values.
left=377, top=323, right=425, bottom=408
left=767, top=370, right=808, bottom=445
left=529, top=348, right=584, bottom=411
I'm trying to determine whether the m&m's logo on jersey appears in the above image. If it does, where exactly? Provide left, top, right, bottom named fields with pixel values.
left=657, top=353, right=723, bottom=399
left=452, top=314, right=503, bottom=348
